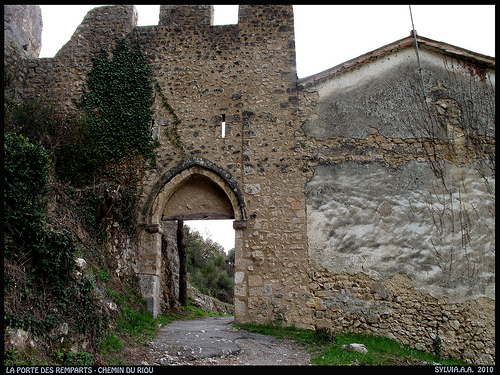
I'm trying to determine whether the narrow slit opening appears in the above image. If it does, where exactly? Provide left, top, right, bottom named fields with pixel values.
left=221, top=114, right=226, bottom=138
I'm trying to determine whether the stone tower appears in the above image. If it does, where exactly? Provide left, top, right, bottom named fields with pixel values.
left=134, top=5, right=312, bottom=325
left=5, top=6, right=494, bottom=363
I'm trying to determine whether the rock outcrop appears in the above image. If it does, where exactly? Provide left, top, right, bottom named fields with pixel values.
left=4, top=5, right=43, bottom=58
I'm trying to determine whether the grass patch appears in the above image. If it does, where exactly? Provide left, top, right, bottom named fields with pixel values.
left=235, top=323, right=468, bottom=366
left=235, top=322, right=318, bottom=342
left=99, top=334, right=124, bottom=354
left=116, top=308, right=157, bottom=337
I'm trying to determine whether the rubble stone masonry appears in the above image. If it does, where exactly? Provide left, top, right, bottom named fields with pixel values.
left=4, top=5, right=494, bottom=364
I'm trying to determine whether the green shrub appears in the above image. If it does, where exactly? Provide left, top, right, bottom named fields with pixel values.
left=4, top=132, right=97, bottom=339
left=56, top=350, right=94, bottom=366
left=4, top=132, right=51, bottom=241
left=32, top=228, right=77, bottom=288
left=184, top=226, right=234, bottom=304
left=8, top=100, right=54, bottom=147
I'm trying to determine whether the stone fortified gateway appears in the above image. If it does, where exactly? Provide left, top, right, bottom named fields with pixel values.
left=4, top=5, right=494, bottom=364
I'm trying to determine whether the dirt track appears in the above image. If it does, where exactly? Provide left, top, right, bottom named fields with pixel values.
left=146, top=316, right=311, bottom=366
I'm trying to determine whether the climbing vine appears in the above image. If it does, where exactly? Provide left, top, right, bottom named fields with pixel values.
left=59, top=38, right=159, bottom=185
left=4, top=38, right=168, bottom=361
left=80, top=38, right=157, bottom=161
left=154, top=81, right=185, bottom=154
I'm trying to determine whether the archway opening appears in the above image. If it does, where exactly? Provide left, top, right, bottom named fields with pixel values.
left=139, top=160, right=246, bottom=318
left=161, top=174, right=235, bottom=221
left=157, top=168, right=241, bottom=312
left=184, top=219, right=235, bottom=306
left=160, top=174, right=236, bottom=306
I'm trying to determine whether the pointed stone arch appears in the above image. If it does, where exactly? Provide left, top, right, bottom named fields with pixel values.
left=136, top=157, right=247, bottom=316
left=140, top=157, right=247, bottom=227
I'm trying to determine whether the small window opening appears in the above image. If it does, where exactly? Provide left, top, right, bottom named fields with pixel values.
left=221, top=114, right=226, bottom=138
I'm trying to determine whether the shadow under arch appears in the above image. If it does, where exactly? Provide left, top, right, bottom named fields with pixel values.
left=136, top=157, right=247, bottom=317
left=140, top=157, right=247, bottom=228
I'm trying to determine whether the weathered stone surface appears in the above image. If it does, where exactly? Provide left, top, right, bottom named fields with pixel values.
left=188, top=285, right=234, bottom=315
left=51, top=322, right=69, bottom=338
left=75, top=258, right=87, bottom=270
left=5, top=327, right=32, bottom=352
left=5, top=5, right=494, bottom=365
left=4, top=5, right=42, bottom=58
left=305, top=160, right=494, bottom=301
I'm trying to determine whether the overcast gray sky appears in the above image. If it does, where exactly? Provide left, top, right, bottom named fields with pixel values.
left=39, top=5, right=495, bottom=79
left=37, top=5, right=495, bottom=251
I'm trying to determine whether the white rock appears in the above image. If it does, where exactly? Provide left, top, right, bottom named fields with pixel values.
left=6, top=327, right=30, bottom=351
left=107, top=302, right=118, bottom=311
left=342, top=343, right=368, bottom=354
left=75, top=258, right=87, bottom=269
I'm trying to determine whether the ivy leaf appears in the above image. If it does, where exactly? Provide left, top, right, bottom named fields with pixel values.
left=78, top=37, right=157, bottom=171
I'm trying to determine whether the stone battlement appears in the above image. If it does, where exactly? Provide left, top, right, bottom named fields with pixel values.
left=4, top=5, right=495, bottom=364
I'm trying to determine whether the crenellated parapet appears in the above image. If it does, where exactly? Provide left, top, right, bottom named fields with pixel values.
left=4, top=5, right=495, bottom=364
left=238, top=5, right=294, bottom=27
left=159, top=5, right=214, bottom=26
left=156, top=4, right=294, bottom=27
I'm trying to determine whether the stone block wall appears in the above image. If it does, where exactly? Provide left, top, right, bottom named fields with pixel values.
left=130, top=4, right=313, bottom=327
left=310, top=270, right=495, bottom=364
left=298, top=44, right=495, bottom=364
left=5, top=5, right=494, bottom=364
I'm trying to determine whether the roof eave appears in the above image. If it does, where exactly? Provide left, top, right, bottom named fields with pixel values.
left=298, top=34, right=495, bottom=88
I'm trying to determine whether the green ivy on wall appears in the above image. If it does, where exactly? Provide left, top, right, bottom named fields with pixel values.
left=61, top=38, right=159, bottom=185
left=80, top=38, right=157, bottom=161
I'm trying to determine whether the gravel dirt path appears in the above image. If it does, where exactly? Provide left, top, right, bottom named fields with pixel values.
left=146, top=316, right=311, bottom=366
